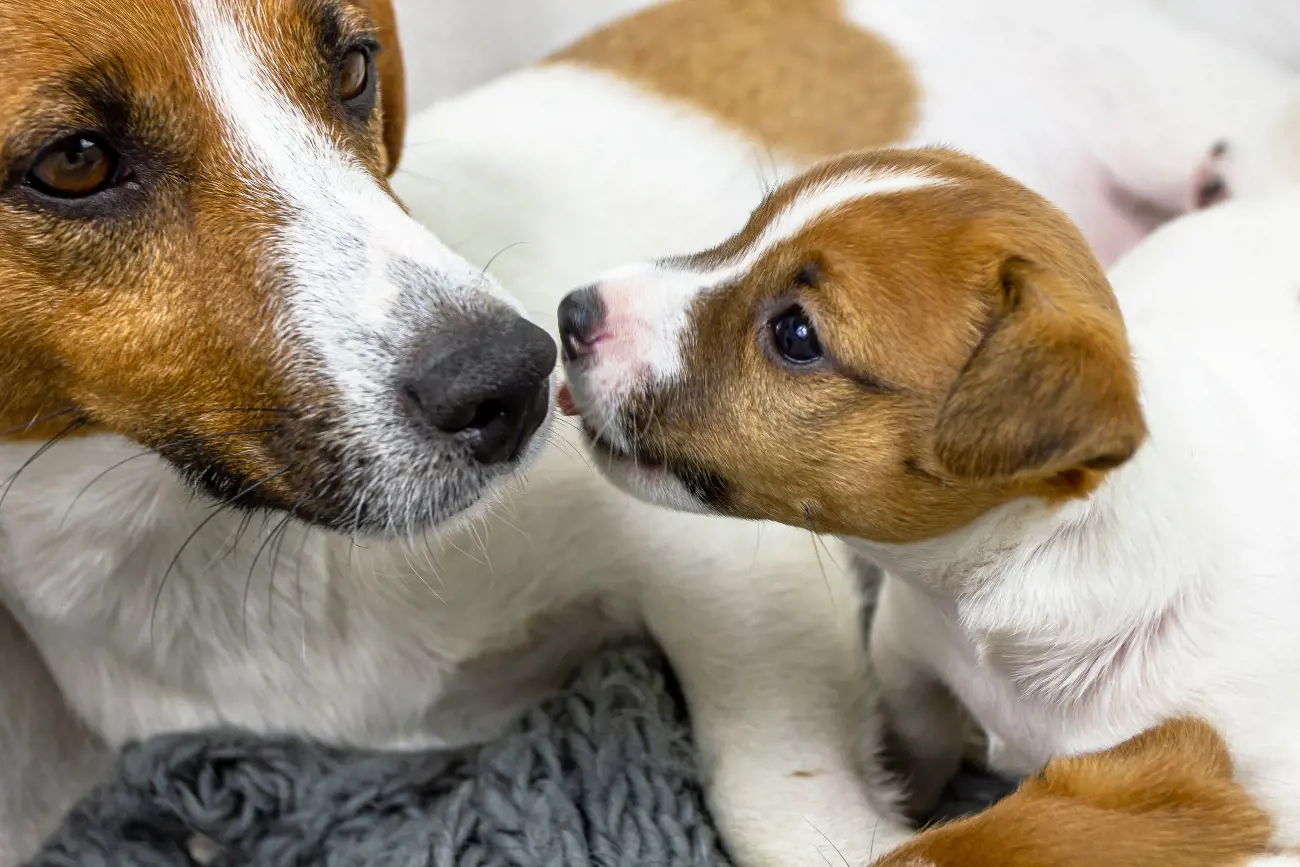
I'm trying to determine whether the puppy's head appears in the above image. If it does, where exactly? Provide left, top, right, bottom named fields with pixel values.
left=874, top=718, right=1275, bottom=867
left=0, top=0, right=556, bottom=534
left=559, top=148, right=1145, bottom=542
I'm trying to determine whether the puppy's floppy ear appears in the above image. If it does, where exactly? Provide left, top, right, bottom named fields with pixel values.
left=366, top=0, right=407, bottom=175
left=932, top=256, right=1146, bottom=486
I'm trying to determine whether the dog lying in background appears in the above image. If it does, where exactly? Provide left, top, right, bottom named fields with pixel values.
left=400, top=0, right=1300, bottom=301
left=556, top=142, right=1300, bottom=854
left=876, top=717, right=1298, bottom=867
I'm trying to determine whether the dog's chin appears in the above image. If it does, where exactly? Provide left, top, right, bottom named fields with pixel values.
left=173, top=409, right=555, bottom=538
left=580, top=425, right=713, bottom=517
left=336, top=412, right=556, bottom=538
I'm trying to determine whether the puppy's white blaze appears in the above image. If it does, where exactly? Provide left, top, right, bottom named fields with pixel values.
left=185, top=0, right=499, bottom=411
left=630, top=168, right=946, bottom=385
left=1246, top=857, right=1300, bottom=866
left=718, top=169, right=947, bottom=283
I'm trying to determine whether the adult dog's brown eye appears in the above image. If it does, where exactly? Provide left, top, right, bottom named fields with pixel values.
left=338, top=48, right=370, bottom=102
left=27, top=135, right=119, bottom=198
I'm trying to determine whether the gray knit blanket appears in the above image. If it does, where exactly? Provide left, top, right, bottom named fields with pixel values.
left=27, top=641, right=1010, bottom=867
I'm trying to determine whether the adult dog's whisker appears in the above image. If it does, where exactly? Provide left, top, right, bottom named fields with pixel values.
left=0, top=406, right=80, bottom=438
left=60, top=426, right=283, bottom=527
left=245, top=512, right=293, bottom=645
left=149, top=466, right=292, bottom=650
left=0, top=416, right=89, bottom=512
left=265, top=498, right=304, bottom=633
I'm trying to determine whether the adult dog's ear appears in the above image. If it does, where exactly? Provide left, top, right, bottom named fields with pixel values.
left=932, top=256, right=1146, bottom=489
left=367, top=0, right=407, bottom=175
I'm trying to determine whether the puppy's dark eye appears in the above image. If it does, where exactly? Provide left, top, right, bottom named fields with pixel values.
left=338, top=47, right=371, bottom=103
left=26, top=134, right=124, bottom=199
left=770, top=306, right=823, bottom=365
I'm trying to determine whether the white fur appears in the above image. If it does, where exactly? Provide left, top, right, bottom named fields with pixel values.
left=595, top=169, right=944, bottom=391
left=0, top=9, right=905, bottom=867
left=547, top=0, right=1300, bottom=447
left=1151, top=0, right=1300, bottom=72
left=7, top=1, right=1300, bottom=864
left=568, top=166, right=948, bottom=459
left=858, top=186, right=1300, bottom=844
left=189, top=0, right=515, bottom=413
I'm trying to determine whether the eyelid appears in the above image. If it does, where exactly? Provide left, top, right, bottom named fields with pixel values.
left=340, top=34, right=381, bottom=59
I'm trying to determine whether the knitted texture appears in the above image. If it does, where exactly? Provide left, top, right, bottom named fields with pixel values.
left=28, top=644, right=728, bottom=867
left=27, top=641, right=1012, bottom=867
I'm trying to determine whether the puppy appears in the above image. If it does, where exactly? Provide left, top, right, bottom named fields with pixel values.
left=398, top=0, right=1300, bottom=299
left=6, top=2, right=1297, bottom=864
left=876, top=717, right=1291, bottom=867
left=557, top=144, right=1300, bottom=848
left=0, top=2, right=893, bottom=865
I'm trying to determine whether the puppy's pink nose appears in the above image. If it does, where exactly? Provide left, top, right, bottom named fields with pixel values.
left=558, top=285, right=608, bottom=360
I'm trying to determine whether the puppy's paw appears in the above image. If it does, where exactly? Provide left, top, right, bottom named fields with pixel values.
left=1193, top=140, right=1231, bottom=210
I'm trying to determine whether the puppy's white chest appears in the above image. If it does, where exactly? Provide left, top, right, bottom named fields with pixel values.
left=878, top=577, right=1168, bottom=775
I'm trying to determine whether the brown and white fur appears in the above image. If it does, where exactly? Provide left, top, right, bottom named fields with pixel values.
left=558, top=139, right=1300, bottom=853
left=0, top=2, right=887, bottom=865
left=877, top=717, right=1299, bottom=867
left=5, top=1, right=1300, bottom=865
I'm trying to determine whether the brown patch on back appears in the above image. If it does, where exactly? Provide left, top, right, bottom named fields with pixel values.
left=551, top=0, right=918, bottom=159
left=873, top=718, right=1275, bottom=867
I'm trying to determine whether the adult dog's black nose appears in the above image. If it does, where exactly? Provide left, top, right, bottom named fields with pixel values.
left=402, top=315, right=557, bottom=465
left=558, top=285, right=606, bottom=361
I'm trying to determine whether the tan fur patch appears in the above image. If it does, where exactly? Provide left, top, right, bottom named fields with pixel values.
left=551, top=0, right=918, bottom=160
left=0, top=0, right=406, bottom=503
left=873, top=718, right=1275, bottom=867
left=608, top=148, right=1144, bottom=543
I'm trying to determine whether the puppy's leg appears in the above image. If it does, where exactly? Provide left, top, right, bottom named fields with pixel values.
left=869, top=576, right=967, bottom=822
left=0, top=604, right=109, bottom=866
left=637, top=532, right=910, bottom=867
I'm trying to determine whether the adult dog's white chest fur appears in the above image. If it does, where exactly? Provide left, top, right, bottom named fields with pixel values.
left=0, top=427, right=628, bottom=749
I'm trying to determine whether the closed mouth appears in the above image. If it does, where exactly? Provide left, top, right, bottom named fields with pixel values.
left=579, top=421, right=665, bottom=472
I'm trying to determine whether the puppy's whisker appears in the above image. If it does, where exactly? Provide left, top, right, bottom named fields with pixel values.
left=803, top=816, right=851, bottom=867
left=803, top=507, right=841, bottom=616
left=403, top=549, right=445, bottom=604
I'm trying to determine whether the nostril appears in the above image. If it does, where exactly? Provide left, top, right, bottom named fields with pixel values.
left=558, top=285, right=607, bottom=362
left=401, top=314, right=556, bottom=465
left=469, top=395, right=517, bottom=432
left=562, top=329, right=601, bottom=359
left=463, top=380, right=549, bottom=464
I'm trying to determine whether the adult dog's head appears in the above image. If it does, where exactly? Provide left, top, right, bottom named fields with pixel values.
left=0, top=0, right=557, bottom=534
